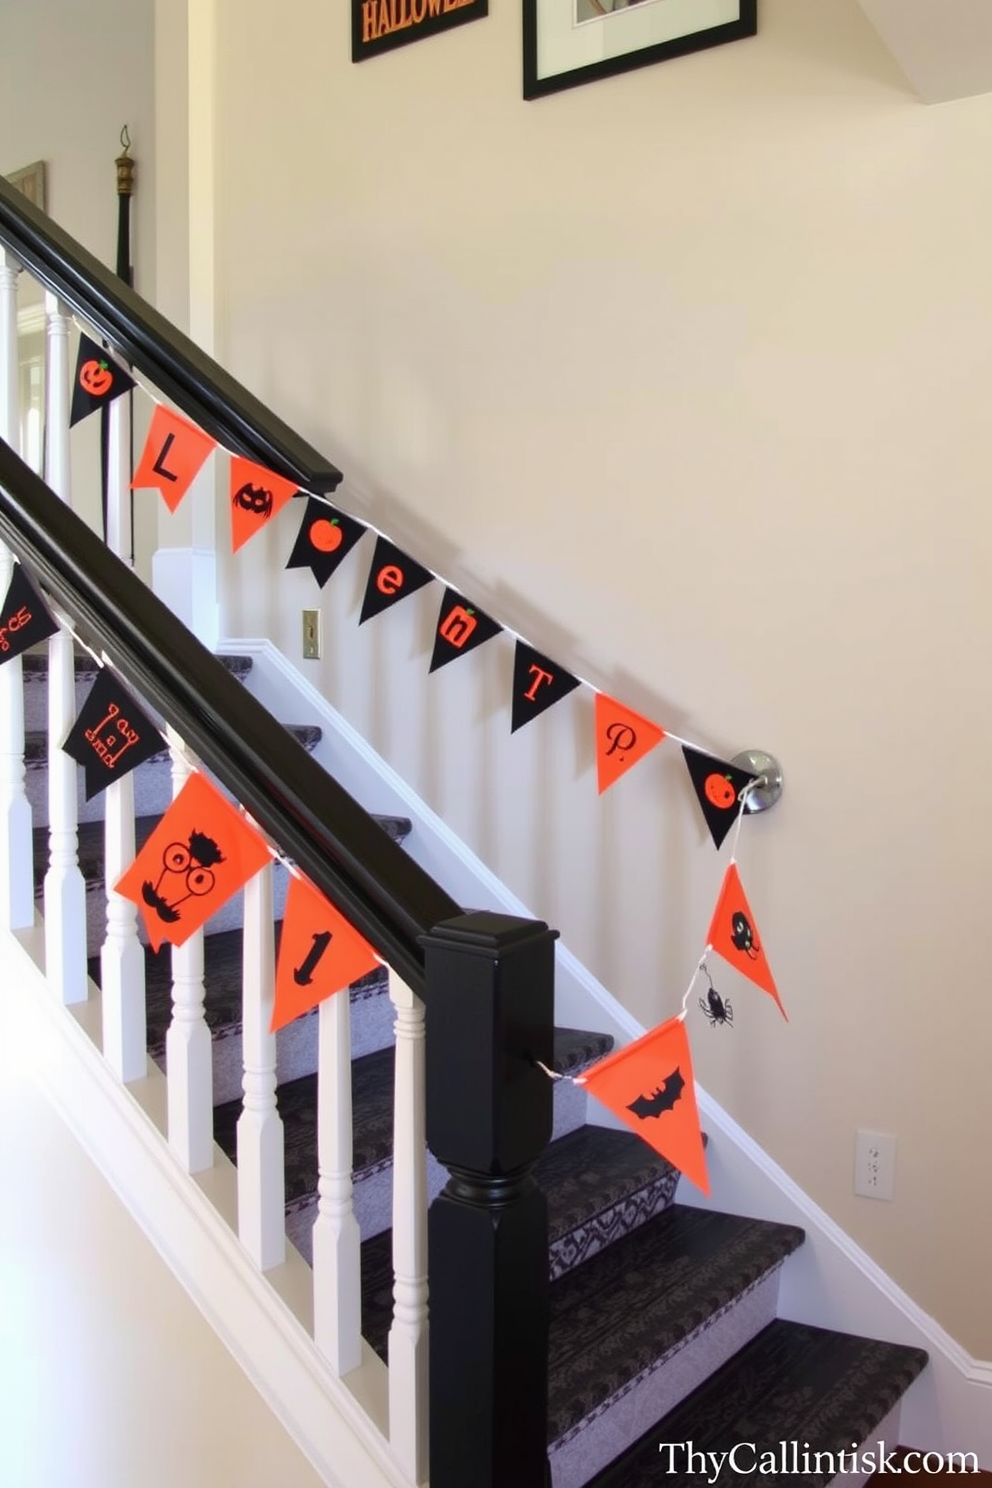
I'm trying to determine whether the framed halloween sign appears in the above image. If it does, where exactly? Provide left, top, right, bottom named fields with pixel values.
left=353, top=0, right=487, bottom=61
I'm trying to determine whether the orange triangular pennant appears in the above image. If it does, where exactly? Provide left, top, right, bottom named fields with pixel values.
left=131, top=405, right=216, bottom=514
left=594, top=693, right=666, bottom=794
left=579, top=1016, right=709, bottom=1194
left=114, top=772, right=271, bottom=951
left=272, top=873, right=381, bottom=1031
left=229, top=456, right=299, bottom=553
left=707, top=863, right=786, bottom=1019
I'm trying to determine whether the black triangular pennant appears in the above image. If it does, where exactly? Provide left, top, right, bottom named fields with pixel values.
left=69, top=333, right=136, bottom=427
left=428, top=587, right=502, bottom=673
left=286, top=497, right=367, bottom=588
left=61, top=668, right=164, bottom=800
left=510, top=642, right=580, bottom=732
left=681, top=746, right=758, bottom=850
left=0, top=564, right=59, bottom=664
left=358, top=536, right=434, bottom=624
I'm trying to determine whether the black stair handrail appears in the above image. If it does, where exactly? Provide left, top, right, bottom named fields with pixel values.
left=0, top=173, right=341, bottom=493
left=0, top=436, right=460, bottom=992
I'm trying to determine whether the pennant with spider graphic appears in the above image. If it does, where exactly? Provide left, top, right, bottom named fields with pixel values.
left=61, top=667, right=164, bottom=799
left=271, top=872, right=381, bottom=1032
left=681, top=746, right=758, bottom=850
left=69, top=333, right=136, bottom=427
left=0, top=563, right=59, bottom=663
left=510, top=642, right=581, bottom=733
left=707, top=862, right=786, bottom=1019
left=229, top=456, right=300, bottom=553
left=359, top=536, right=434, bottom=624
left=285, top=497, right=367, bottom=588
left=429, top=588, right=501, bottom=673
left=594, top=693, right=666, bottom=794
left=131, top=405, right=217, bottom=514
left=578, top=1015, right=708, bottom=1194
left=114, top=771, right=271, bottom=951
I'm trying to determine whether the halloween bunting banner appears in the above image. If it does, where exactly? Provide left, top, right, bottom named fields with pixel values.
left=682, top=746, right=758, bottom=851
left=510, top=642, right=581, bottom=733
left=229, top=456, right=300, bottom=553
left=594, top=693, right=666, bottom=794
left=271, top=872, right=381, bottom=1032
left=286, top=497, right=367, bottom=588
left=61, top=668, right=164, bottom=799
left=707, top=862, right=786, bottom=1020
left=0, top=563, right=59, bottom=662
left=359, top=536, right=434, bottom=624
left=429, top=588, right=502, bottom=673
left=132, top=405, right=217, bottom=514
left=69, top=334, right=136, bottom=427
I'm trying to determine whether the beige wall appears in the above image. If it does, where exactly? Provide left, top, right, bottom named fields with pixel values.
left=204, top=0, right=992, bottom=1356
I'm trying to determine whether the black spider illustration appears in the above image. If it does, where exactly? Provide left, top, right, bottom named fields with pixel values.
left=699, top=983, right=733, bottom=1028
left=730, top=910, right=760, bottom=959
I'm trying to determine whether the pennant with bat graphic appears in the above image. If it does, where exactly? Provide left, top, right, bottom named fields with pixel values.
left=682, top=746, right=758, bottom=851
left=69, top=333, right=136, bottom=427
left=229, top=456, right=300, bottom=554
left=707, top=862, right=786, bottom=1019
left=61, top=668, right=164, bottom=800
left=510, top=642, right=581, bottom=733
left=578, top=1015, right=708, bottom=1194
left=271, top=872, right=381, bottom=1032
left=285, top=497, right=367, bottom=588
left=594, top=693, right=666, bottom=794
left=114, top=771, right=271, bottom=951
left=132, top=405, right=217, bottom=514
left=359, top=536, right=434, bottom=624
left=0, top=563, right=59, bottom=664
left=429, top=588, right=502, bottom=673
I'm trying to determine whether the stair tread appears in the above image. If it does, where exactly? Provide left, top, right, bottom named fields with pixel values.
left=21, top=650, right=253, bottom=682
left=585, top=1318, right=929, bottom=1487
left=545, top=1204, right=805, bottom=1446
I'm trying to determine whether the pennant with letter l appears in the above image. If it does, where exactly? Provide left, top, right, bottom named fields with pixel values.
left=681, top=746, right=758, bottom=850
left=70, top=333, right=136, bottom=427
left=132, top=405, right=216, bottom=514
left=707, top=862, right=786, bottom=1019
left=594, top=693, right=666, bottom=794
left=114, top=771, right=271, bottom=951
left=578, top=1016, right=709, bottom=1194
left=229, top=456, right=300, bottom=553
left=0, top=564, right=59, bottom=664
left=359, top=536, right=434, bottom=624
left=429, top=587, right=502, bottom=673
left=285, top=497, right=367, bottom=588
left=271, top=872, right=381, bottom=1032
left=510, top=642, right=580, bottom=733
left=61, top=668, right=163, bottom=799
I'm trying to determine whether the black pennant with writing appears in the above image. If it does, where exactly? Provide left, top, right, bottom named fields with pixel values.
left=681, top=746, right=758, bottom=850
left=61, top=668, right=164, bottom=800
left=0, top=564, right=59, bottom=664
left=359, top=536, right=434, bottom=624
left=69, top=333, right=136, bottom=427
left=510, top=642, right=580, bottom=732
left=286, top=498, right=367, bottom=588
left=428, top=587, right=502, bottom=673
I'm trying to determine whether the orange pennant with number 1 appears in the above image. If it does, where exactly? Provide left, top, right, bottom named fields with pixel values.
left=229, top=456, right=299, bottom=553
left=707, top=863, right=787, bottom=1020
left=131, top=405, right=216, bottom=514
left=272, top=872, right=381, bottom=1032
left=594, top=693, right=666, bottom=794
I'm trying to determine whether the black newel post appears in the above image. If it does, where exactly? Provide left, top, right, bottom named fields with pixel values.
left=421, top=911, right=558, bottom=1488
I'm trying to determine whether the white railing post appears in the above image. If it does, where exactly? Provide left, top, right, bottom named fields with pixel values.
left=388, top=971, right=429, bottom=1485
left=312, top=987, right=362, bottom=1375
left=0, top=247, right=33, bottom=932
left=237, top=859, right=286, bottom=1269
left=42, top=292, right=87, bottom=1004
left=165, top=728, right=214, bottom=1172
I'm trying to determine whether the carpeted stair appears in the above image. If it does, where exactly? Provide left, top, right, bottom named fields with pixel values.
left=25, top=646, right=930, bottom=1488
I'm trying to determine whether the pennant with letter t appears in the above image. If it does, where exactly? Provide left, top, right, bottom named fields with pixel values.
left=132, top=405, right=216, bottom=514
left=61, top=667, right=163, bottom=799
left=70, top=333, right=135, bottom=427
left=510, top=642, right=580, bottom=733
left=429, top=587, right=501, bottom=673
left=681, top=746, right=758, bottom=850
left=272, top=872, right=381, bottom=1032
left=359, top=536, right=434, bottom=624
left=594, top=693, right=666, bottom=794
left=707, top=862, right=786, bottom=1019
left=114, top=771, right=271, bottom=951
left=0, top=564, right=59, bottom=663
left=286, top=497, right=367, bottom=588
left=229, top=456, right=300, bottom=553
left=578, top=1016, right=709, bottom=1194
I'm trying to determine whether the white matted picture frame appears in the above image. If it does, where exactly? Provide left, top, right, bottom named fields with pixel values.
left=523, top=0, right=756, bottom=99
left=5, top=160, right=47, bottom=213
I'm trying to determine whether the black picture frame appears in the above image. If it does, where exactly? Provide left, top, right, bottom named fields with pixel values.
left=523, top=0, right=756, bottom=100
left=353, top=0, right=487, bottom=62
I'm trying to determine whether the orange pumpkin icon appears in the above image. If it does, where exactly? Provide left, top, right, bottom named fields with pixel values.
left=310, top=517, right=343, bottom=554
left=704, top=772, right=736, bottom=810
left=79, top=358, right=114, bottom=396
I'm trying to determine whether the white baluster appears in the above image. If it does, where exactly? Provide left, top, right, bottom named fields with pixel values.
left=312, top=986, right=362, bottom=1375
left=0, top=247, right=33, bottom=932
left=237, top=859, right=285, bottom=1269
left=388, top=971, right=429, bottom=1485
left=101, top=393, right=146, bottom=1079
left=43, top=292, right=87, bottom=1004
left=165, top=728, right=213, bottom=1172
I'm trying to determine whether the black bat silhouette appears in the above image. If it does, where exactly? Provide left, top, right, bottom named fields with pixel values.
left=626, top=1067, right=685, bottom=1120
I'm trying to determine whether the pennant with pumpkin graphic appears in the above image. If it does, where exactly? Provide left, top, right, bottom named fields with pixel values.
left=0, top=563, right=59, bottom=663
left=594, top=693, right=666, bottom=794
left=114, top=771, right=271, bottom=951
left=61, top=667, right=164, bottom=799
left=271, top=872, right=381, bottom=1032
left=707, top=862, right=786, bottom=1019
left=229, top=456, right=299, bottom=553
left=285, top=497, right=367, bottom=588
left=578, top=1015, right=709, bottom=1194
left=429, top=587, right=501, bottom=673
left=510, top=642, right=580, bottom=733
left=359, top=536, right=434, bottom=624
left=682, top=746, right=758, bottom=850
left=132, top=405, right=217, bottom=514
left=69, top=333, right=136, bottom=427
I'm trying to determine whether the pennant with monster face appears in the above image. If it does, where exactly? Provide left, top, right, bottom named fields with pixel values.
left=285, top=497, right=367, bottom=588
left=229, top=456, right=300, bottom=553
left=271, top=872, right=381, bottom=1032
left=510, top=642, right=580, bottom=733
left=61, top=668, right=164, bottom=799
left=359, top=536, right=434, bottom=624
left=0, top=564, right=59, bottom=663
left=428, top=588, right=501, bottom=673
left=707, top=862, right=786, bottom=1019
left=578, top=1015, right=708, bottom=1194
left=69, top=333, right=136, bottom=427
left=681, top=746, right=758, bottom=850
left=594, top=693, right=666, bottom=794
left=132, top=405, right=217, bottom=514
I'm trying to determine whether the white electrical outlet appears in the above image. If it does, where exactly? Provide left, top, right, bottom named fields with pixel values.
left=855, top=1130, right=896, bottom=1200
